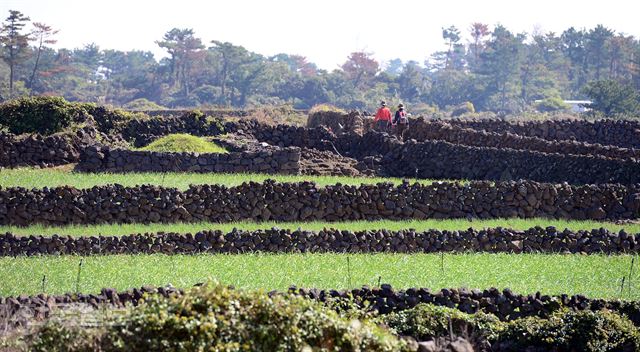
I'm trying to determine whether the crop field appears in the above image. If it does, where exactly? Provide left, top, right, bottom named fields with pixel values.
left=1, top=100, right=640, bottom=349
left=2, top=218, right=638, bottom=236
left=1, top=253, right=638, bottom=298
left=0, top=167, right=439, bottom=189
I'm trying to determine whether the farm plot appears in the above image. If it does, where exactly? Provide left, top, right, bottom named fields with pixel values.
left=2, top=102, right=640, bottom=350
left=1, top=253, right=638, bottom=299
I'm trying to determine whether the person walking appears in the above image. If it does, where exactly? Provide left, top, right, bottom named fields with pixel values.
left=393, top=103, right=409, bottom=139
left=374, top=101, right=392, bottom=132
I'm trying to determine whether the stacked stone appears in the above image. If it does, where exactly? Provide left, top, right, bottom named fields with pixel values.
left=1, top=227, right=637, bottom=256
left=1, top=180, right=638, bottom=226
left=75, top=145, right=300, bottom=174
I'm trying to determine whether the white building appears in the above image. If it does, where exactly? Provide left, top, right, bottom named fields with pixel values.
left=563, top=100, right=592, bottom=113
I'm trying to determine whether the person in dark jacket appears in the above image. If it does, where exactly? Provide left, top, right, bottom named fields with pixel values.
left=393, top=103, right=409, bottom=139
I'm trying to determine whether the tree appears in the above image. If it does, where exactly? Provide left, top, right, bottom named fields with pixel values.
left=156, top=28, right=204, bottom=95
left=582, top=80, right=640, bottom=116
left=0, top=10, right=31, bottom=98
left=442, top=25, right=463, bottom=69
left=477, top=25, right=526, bottom=112
left=585, top=25, right=614, bottom=80
left=27, top=22, right=58, bottom=93
left=468, top=22, right=490, bottom=69
left=341, top=52, right=379, bottom=90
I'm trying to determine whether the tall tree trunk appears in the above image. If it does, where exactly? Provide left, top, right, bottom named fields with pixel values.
left=28, top=39, right=44, bottom=95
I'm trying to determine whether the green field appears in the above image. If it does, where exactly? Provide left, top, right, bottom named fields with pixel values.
left=0, top=168, right=445, bottom=189
left=1, top=253, right=637, bottom=299
left=1, top=218, right=638, bottom=237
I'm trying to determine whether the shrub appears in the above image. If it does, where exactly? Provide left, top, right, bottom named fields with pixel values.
left=138, top=133, right=228, bottom=153
left=0, top=96, right=85, bottom=134
left=494, top=309, right=640, bottom=351
left=122, top=98, right=166, bottom=111
left=30, top=284, right=407, bottom=351
left=382, top=304, right=502, bottom=342
left=535, top=97, right=570, bottom=112
left=81, top=104, right=144, bottom=134
left=309, top=103, right=346, bottom=115
left=450, top=102, right=475, bottom=117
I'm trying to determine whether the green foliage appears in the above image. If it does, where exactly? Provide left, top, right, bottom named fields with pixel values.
left=309, top=103, right=346, bottom=115
left=582, top=80, right=640, bottom=117
left=0, top=95, right=83, bottom=134
left=122, top=98, right=166, bottom=110
left=138, top=133, right=227, bottom=153
left=494, top=309, right=640, bottom=351
left=450, top=101, right=475, bottom=117
left=81, top=104, right=141, bottom=134
left=30, top=284, right=407, bottom=352
left=535, top=97, right=571, bottom=112
left=382, top=304, right=503, bottom=342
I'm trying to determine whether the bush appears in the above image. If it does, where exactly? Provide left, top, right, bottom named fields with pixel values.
left=450, top=102, right=475, bottom=117
left=138, top=133, right=228, bottom=153
left=30, top=284, right=408, bottom=352
left=81, top=104, right=144, bottom=135
left=494, top=309, right=640, bottom=351
left=122, top=98, right=166, bottom=111
left=0, top=96, right=85, bottom=134
left=309, top=103, right=346, bottom=115
left=382, top=304, right=502, bottom=342
left=535, top=97, right=570, bottom=112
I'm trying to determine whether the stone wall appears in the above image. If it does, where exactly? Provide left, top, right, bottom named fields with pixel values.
left=1, top=180, right=638, bottom=226
left=121, top=112, right=225, bottom=147
left=227, top=122, right=640, bottom=184
left=75, top=145, right=300, bottom=174
left=2, top=285, right=639, bottom=326
left=448, top=118, right=640, bottom=149
left=381, top=136, right=640, bottom=185
left=2, top=227, right=637, bottom=256
left=405, top=118, right=640, bottom=161
left=0, top=127, right=99, bottom=168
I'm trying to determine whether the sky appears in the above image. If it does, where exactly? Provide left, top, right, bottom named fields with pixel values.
left=1, top=0, right=639, bottom=70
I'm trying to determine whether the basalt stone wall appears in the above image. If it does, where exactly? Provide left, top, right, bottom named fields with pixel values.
left=130, top=109, right=251, bottom=119
left=75, top=145, right=301, bottom=174
left=0, top=127, right=102, bottom=168
left=2, top=227, right=638, bottom=257
left=405, top=118, right=640, bottom=161
left=2, top=285, right=639, bottom=326
left=231, top=124, right=640, bottom=185
left=121, top=113, right=226, bottom=147
left=1, top=180, right=639, bottom=226
left=226, top=119, right=337, bottom=151
left=448, top=118, right=640, bottom=149
left=381, top=137, right=640, bottom=185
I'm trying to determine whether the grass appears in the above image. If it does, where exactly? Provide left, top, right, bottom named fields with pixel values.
left=136, top=133, right=228, bottom=153
left=0, top=168, right=441, bottom=190
left=1, top=218, right=638, bottom=237
left=0, top=253, right=637, bottom=299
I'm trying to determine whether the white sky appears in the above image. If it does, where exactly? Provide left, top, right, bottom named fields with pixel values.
left=2, top=0, right=639, bottom=70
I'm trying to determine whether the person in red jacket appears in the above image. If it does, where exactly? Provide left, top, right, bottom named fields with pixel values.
left=374, top=101, right=392, bottom=132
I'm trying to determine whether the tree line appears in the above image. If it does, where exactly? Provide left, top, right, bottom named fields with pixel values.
left=1, top=9, right=639, bottom=115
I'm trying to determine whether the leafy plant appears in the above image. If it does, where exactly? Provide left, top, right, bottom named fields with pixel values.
left=0, top=96, right=84, bottom=134
left=137, top=133, right=228, bottom=153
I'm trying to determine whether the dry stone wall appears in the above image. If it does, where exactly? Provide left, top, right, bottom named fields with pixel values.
left=1, top=180, right=638, bottom=226
left=230, top=121, right=640, bottom=184
left=382, top=137, right=640, bottom=185
left=2, top=227, right=637, bottom=257
left=0, top=127, right=104, bottom=168
left=448, top=118, right=640, bottom=149
left=75, top=145, right=300, bottom=174
left=405, top=118, right=640, bottom=161
left=2, top=285, right=639, bottom=327
left=121, top=112, right=225, bottom=147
